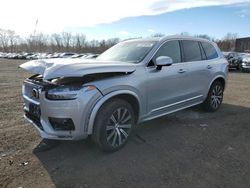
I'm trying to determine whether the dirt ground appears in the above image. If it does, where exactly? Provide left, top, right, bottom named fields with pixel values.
left=0, top=59, right=250, bottom=188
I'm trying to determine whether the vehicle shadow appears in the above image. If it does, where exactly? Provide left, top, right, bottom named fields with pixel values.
left=34, top=103, right=250, bottom=188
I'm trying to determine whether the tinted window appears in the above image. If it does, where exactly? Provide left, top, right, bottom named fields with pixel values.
left=201, top=42, right=218, bottom=60
left=199, top=42, right=207, bottom=60
left=182, top=40, right=202, bottom=62
left=153, top=40, right=181, bottom=64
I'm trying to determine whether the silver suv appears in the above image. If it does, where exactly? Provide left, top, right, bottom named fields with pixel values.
left=20, top=35, right=228, bottom=152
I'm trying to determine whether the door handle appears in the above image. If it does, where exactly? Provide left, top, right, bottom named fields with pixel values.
left=178, top=69, right=186, bottom=73
left=207, top=65, right=212, bottom=69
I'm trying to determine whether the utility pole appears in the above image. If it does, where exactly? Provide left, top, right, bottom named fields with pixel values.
left=33, top=19, right=38, bottom=36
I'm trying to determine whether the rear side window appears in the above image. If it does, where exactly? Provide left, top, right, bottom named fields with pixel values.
left=201, top=42, right=218, bottom=60
left=153, top=40, right=181, bottom=64
left=182, top=40, right=202, bottom=62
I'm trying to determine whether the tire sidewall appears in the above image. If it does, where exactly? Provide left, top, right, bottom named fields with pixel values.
left=208, top=81, right=223, bottom=111
left=94, top=99, right=135, bottom=152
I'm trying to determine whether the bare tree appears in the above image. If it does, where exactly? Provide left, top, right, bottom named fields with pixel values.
left=73, top=34, right=86, bottom=52
left=62, top=32, right=72, bottom=51
left=195, top=34, right=211, bottom=40
left=106, top=38, right=120, bottom=46
left=151, top=33, right=165, bottom=37
left=1, top=27, right=240, bottom=54
left=7, top=30, right=20, bottom=52
left=217, top=33, right=238, bottom=51
left=51, top=33, right=62, bottom=51
left=0, top=29, right=10, bottom=52
left=0, top=29, right=21, bottom=52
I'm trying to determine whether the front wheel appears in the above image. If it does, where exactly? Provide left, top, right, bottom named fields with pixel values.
left=202, top=81, right=224, bottom=112
left=92, top=99, right=135, bottom=152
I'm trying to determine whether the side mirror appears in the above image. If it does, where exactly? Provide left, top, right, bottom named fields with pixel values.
left=155, top=56, right=173, bottom=70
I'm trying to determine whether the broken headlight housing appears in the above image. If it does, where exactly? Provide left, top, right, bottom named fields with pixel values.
left=46, top=85, right=82, bottom=100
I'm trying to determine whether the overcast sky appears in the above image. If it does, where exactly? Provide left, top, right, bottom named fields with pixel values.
left=1, top=0, right=250, bottom=39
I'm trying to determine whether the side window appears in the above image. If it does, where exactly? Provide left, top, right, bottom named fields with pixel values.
left=199, top=42, right=207, bottom=60
left=153, top=40, right=181, bottom=64
left=182, top=40, right=202, bottom=62
left=201, top=42, right=218, bottom=60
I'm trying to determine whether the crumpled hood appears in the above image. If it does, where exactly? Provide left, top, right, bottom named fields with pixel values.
left=243, top=56, right=250, bottom=62
left=19, top=58, right=136, bottom=80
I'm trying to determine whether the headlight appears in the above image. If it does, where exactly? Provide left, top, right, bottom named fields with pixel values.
left=46, top=85, right=97, bottom=100
left=46, top=85, right=82, bottom=100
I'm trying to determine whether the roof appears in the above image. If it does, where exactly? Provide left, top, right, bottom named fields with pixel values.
left=122, top=35, right=212, bottom=43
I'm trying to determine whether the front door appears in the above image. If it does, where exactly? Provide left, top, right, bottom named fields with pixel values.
left=146, top=40, right=192, bottom=118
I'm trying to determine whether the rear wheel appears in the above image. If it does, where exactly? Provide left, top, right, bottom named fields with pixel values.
left=202, top=81, right=224, bottom=112
left=92, top=99, right=135, bottom=152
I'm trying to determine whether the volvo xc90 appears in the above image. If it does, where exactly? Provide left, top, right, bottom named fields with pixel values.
left=20, top=35, right=228, bottom=152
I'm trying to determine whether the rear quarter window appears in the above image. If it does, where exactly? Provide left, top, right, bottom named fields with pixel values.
left=201, top=42, right=218, bottom=60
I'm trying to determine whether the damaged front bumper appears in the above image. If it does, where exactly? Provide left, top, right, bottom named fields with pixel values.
left=22, top=77, right=102, bottom=140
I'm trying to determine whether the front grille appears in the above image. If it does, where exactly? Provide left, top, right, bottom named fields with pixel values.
left=23, top=82, right=42, bottom=102
left=25, top=111, right=44, bottom=130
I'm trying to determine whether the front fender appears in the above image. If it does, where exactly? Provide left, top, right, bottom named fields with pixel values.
left=87, top=90, right=141, bottom=135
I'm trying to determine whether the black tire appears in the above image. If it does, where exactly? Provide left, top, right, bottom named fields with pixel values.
left=202, top=81, right=224, bottom=112
left=92, top=98, right=135, bottom=152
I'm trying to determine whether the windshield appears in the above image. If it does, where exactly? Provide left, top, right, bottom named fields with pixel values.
left=97, top=40, right=157, bottom=63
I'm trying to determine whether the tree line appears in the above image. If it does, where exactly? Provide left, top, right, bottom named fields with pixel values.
left=0, top=28, right=239, bottom=53
left=0, top=29, right=120, bottom=54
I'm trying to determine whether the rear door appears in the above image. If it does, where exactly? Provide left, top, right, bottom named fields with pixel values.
left=181, top=40, right=212, bottom=98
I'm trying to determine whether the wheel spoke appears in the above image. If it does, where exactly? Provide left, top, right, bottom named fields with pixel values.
left=121, top=114, right=131, bottom=124
left=216, top=86, right=220, bottom=93
left=118, top=124, right=131, bottom=129
left=217, top=89, right=222, bottom=95
left=106, top=125, right=115, bottom=131
left=216, top=97, right=221, bottom=104
left=211, top=99, right=216, bottom=107
left=117, top=108, right=121, bottom=120
left=120, top=109, right=128, bottom=122
left=107, top=129, right=115, bottom=141
left=106, top=107, right=132, bottom=147
left=117, top=129, right=122, bottom=145
left=120, top=129, right=128, bottom=138
left=111, top=131, right=118, bottom=146
left=212, top=89, right=216, bottom=95
left=214, top=99, right=218, bottom=108
left=110, top=114, right=117, bottom=124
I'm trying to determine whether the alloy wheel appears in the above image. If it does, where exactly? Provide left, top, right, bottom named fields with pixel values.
left=106, top=107, right=132, bottom=147
left=211, top=85, right=223, bottom=109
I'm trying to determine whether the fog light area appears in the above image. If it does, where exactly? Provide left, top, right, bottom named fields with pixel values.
left=49, top=117, right=75, bottom=131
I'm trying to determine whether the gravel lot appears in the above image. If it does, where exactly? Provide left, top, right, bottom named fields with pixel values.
left=0, top=59, right=250, bottom=188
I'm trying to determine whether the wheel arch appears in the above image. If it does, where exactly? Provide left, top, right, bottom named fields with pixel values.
left=212, top=77, right=226, bottom=89
left=87, top=90, right=141, bottom=135
left=206, top=75, right=226, bottom=98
